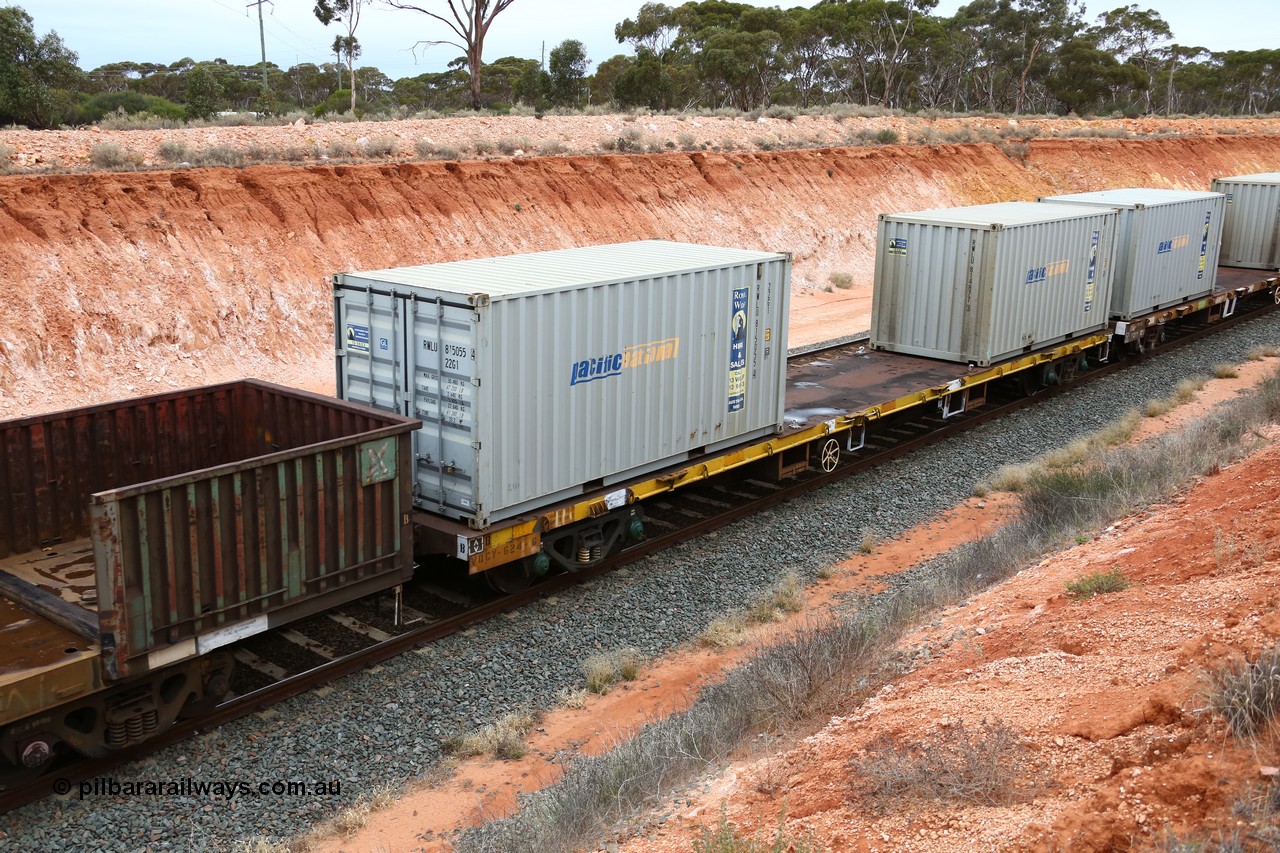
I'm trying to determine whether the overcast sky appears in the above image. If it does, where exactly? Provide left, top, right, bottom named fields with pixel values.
left=20, top=0, right=1277, bottom=82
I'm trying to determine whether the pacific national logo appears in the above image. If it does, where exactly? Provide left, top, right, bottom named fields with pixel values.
left=569, top=338, right=681, bottom=386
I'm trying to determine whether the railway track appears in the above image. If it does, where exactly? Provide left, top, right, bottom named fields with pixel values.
left=4, top=292, right=1275, bottom=814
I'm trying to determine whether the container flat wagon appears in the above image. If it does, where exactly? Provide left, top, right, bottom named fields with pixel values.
left=426, top=262, right=1277, bottom=588
left=335, top=240, right=791, bottom=587
left=0, top=380, right=418, bottom=782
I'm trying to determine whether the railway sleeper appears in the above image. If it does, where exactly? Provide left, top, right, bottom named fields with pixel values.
left=0, top=652, right=233, bottom=788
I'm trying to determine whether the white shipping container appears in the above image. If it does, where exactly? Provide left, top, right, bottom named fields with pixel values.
left=1211, top=173, right=1280, bottom=270
left=1039, top=189, right=1224, bottom=319
left=334, top=241, right=791, bottom=528
left=871, top=202, right=1118, bottom=366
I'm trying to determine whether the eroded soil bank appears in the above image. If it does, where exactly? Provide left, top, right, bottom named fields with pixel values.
left=2, top=133, right=1278, bottom=417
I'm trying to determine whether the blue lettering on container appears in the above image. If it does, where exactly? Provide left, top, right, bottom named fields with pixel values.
left=1026, top=266, right=1047, bottom=284
left=569, top=352, right=624, bottom=386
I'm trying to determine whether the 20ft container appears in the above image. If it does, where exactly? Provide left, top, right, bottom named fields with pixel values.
left=1038, top=188, right=1223, bottom=318
left=334, top=241, right=792, bottom=528
left=871, top=202, right=1118, bottom=366
left=1211, top=173, right=1280, bottom=270
left=0, top=380, right=419, bottom=679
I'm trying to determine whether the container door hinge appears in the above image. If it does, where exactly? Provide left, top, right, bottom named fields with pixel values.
left=471, top=441, right=482, bottom=450
left=472, top=378, right=481, bottom=387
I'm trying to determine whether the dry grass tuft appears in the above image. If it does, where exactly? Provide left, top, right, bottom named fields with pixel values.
left=446, top=709, right=540, bottom=759
left=853, top=718, right=1038, bottom=806
left=1214, top=363, right=1241, bottom=379
left=1209, top=646, right=1280, bottom=738
left=582, top=647, right=645, bottom=694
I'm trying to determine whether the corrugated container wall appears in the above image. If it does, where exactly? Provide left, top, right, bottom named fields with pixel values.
left=0, top=381, right=419, bottom=679
left=1039, top=189, right=1223, bottom=318
left=335, top=241, right=792, bottom=528
left=870, top=202, right=1118, bottom=366
left=1211, top=173, right=1280, bottom=270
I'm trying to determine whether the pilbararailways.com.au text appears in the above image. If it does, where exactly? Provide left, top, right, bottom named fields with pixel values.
left=57, top=776, right=343, bottom=800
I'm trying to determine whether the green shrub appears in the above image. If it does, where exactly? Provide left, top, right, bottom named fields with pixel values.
left=874, top=128, right=900, bottom=144
left=1065, top=567, right=1130, bottom=599
left=196, top=145, right=244, bottom=167
left=363, top=135, right=396, bottom=157
left=156, top=140, right=191, bottom=163
left=88, top=142, right=137, bottom=169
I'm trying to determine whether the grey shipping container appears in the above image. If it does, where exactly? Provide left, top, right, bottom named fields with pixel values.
left=1039, top=188, right=1223, bottom=319
left=871, top=201, right=1118, bottom=366
left=1211, top=173, right=1280, bottom=270
left=0, top=380, right=419, bottom=679
left=334, top=240, right=792, bottom=528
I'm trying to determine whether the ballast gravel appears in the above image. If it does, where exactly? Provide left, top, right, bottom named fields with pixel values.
left=6, top=310, right=1280, bottom=852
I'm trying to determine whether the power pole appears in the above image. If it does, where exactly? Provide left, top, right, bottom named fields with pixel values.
left=247, top=0, right=273, bottom=91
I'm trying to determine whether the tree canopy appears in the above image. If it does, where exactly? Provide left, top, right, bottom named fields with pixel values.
left=0, top=1, right=1274, bottom=128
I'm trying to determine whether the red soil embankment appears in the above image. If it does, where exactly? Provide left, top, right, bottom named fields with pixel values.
left=0, top=134, right=1277, bottom=415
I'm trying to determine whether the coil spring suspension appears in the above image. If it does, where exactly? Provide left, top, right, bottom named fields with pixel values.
left=576, top=544, right=605, bottom=564
left=106, top=709, right=159, bottom=747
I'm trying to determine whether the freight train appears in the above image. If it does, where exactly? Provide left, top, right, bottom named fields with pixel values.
left=3, top=172, right=1279, bottom=786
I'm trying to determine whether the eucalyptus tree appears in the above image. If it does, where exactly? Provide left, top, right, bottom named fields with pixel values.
left=315, top=0, right=371, bottom=112
left=1092, top=4, right=1171, bottom=112
left=0, top=5, right=80, bottom=127
left=384, top=0, right=520, bottom=110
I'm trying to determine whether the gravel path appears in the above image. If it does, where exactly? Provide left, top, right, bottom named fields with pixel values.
left=5, top=310, right=1279, bottom=852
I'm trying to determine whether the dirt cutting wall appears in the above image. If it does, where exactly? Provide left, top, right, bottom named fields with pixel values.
left=1, top=134, right=1277, bottom=415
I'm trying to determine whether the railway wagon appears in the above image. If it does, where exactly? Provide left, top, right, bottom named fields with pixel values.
left=0, top=380, right=419, bottom=782
left=1038, top=188, right=1224, bottom=319
left=335, top=240, right=791, bottom=586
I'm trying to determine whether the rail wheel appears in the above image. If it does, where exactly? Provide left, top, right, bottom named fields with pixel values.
left=0, top=741, right=57, bottom=790
left=484, top=552, right=550, bottom=593
left=817, top=438, right=840, bottom=473
left=1020, top=364, right=1052, bottom=396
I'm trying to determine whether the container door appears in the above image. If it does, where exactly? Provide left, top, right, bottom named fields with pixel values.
left=406, top=297, right=481, bottom=519
left=337, top=284, right=406, bottom=417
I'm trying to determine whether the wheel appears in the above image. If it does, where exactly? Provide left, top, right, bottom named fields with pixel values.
left=818, top=438, right=840, bottom=473
left=484, top=558, right=535, bottom=593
